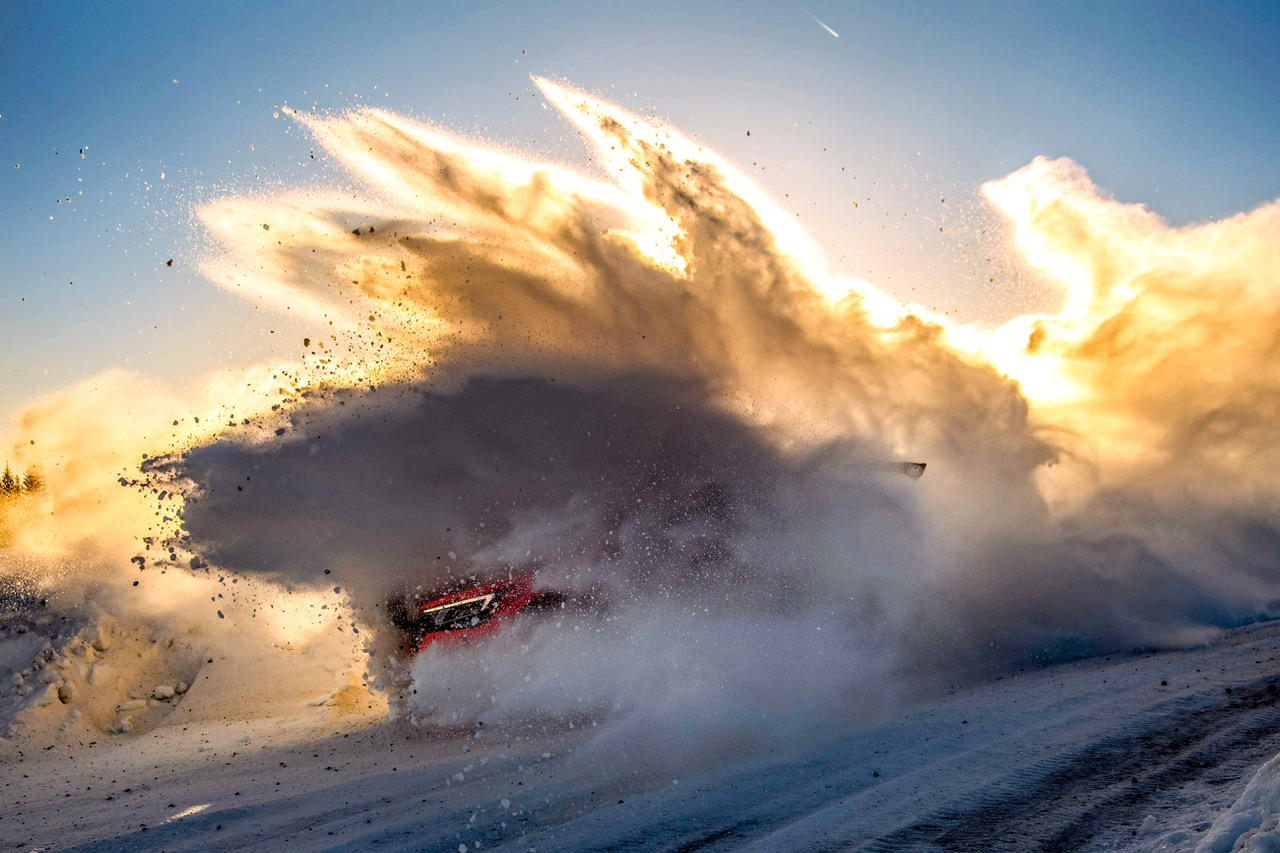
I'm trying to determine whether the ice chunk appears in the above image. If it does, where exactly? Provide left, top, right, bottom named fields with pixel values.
left=91, top=620, right=112, bottom=651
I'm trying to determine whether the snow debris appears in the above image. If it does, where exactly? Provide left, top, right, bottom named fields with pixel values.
left=87, top=662, right=112, bottom=685
left=32, top=683, right=59, bottom=706
left=91, top=619, right=113, bottom=651
left=1196, top=752, right=1280, bottom=852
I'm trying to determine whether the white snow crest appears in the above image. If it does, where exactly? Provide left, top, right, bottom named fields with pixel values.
left=1197, top=752, right=1280, bottom=853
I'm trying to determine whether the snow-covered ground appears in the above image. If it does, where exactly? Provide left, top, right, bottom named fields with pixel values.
left=6, top=609, right=1280, bottom=852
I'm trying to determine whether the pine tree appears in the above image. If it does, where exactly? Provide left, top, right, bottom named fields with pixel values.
left=0, top=465, right=17, bottom=497
left=21, top=467, right=43, bottom=493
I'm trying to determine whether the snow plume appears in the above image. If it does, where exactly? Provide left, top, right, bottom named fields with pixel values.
left=982, top=157, right=1280, bottom=500
left=0, top=369, right=371, bottom=735
left=5, top=78, right=1280, bottom=762
left=171, top=374, right=926, bottom=761
left=967, top=161, right=1280, bottom=647
left=175, top=80, right=1056, bottom=753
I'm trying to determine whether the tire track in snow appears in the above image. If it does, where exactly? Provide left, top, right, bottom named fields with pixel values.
left=862, top=676, right=1280, bottom=852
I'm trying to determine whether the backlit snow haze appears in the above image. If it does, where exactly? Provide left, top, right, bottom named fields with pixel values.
left=3, top=78, right=1280, bottom=770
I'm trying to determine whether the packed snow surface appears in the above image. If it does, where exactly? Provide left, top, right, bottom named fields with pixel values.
left=5, top=616, right=1280, bottom=851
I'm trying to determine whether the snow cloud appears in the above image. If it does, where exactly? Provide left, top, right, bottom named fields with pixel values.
left=6, top=79, right=1280, bottom=763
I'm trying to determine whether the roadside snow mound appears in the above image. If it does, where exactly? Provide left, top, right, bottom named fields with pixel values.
left=0, top=612, right=205, bottom=750
left=1197, top=752, right=1280, bottom=853
left=0, top=593, right=385, bottom=760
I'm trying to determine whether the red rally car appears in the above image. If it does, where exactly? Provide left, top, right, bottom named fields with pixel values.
left=388, top=572, right=576, bottom=651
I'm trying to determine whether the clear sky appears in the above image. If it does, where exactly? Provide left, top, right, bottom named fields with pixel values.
left=3, top=0, right=1278, bottom=428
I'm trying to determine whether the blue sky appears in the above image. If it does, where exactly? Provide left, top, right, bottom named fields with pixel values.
left=3, top=0, right=1278, bottom=427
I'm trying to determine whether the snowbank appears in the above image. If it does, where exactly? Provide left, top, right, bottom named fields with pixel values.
left=1197, top=752, right=1280, bottom=853
left=0, top=586, right=380, bottom=757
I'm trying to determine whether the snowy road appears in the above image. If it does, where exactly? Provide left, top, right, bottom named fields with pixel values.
left=6, top=622, right=1280, bottom=852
